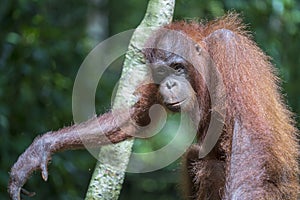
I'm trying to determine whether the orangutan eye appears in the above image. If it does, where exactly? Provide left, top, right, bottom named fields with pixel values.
left=172, top=63, right=186, bottom=75
left=156, top=66, right=167, bottom=75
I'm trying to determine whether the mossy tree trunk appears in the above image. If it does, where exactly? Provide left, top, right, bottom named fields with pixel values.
left=85, top=0, right=175, bottom=199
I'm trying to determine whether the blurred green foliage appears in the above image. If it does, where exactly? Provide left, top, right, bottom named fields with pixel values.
left=1, top=0, right=299, bottom=199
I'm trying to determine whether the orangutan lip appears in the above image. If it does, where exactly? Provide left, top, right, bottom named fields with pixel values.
left=167, top=102, right=181, bottom=107
left=165, top=99, right=186, bottom=107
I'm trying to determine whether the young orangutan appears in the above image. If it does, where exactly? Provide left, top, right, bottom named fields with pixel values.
left=9, top=14, right=299, bottom=200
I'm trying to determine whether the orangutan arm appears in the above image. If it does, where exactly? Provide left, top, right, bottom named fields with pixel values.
left=8, top=84, right=158, bottom=200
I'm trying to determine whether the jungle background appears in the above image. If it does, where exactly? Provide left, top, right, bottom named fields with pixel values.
left=1, top=0, right=300, bottom=199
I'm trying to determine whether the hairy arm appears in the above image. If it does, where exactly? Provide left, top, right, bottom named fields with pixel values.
left=205, top=19, right=299, bottom=199
left=8, top=84, right=158, bottom=200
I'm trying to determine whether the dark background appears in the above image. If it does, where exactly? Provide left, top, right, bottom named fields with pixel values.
left=1, top=0, right=300, bottom=199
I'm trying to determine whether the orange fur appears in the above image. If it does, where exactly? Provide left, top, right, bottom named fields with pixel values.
left=167, top=13, right=299, bottom=199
